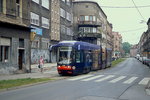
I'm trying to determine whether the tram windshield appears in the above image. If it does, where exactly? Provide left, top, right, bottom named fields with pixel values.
left=58, top=47, right=74, bottom=65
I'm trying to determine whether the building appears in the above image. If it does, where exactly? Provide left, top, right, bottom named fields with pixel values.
left=50, top=0, right=74, bottom=63
left=0, top=0, right=31, bottom=74
left=30, top=0, right=50, bottom=64
left=130, top=44, right=138, bottom=57
left=112, top=32, right=122, bottom=58
left=140, top=18, right=150, bottom=58
left=73, top=1, right=107, bottom=46
left=60, top=0, right=73, bottom=41
left=106, top=21, right=113, bottom=49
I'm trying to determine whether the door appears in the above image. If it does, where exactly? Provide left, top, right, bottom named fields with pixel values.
left=18, top=49, right=24, bottom=70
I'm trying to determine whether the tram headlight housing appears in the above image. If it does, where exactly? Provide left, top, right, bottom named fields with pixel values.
left=72, top=66, right=76, bottom=70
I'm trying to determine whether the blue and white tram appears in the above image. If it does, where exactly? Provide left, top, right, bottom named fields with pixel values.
left=52, top=41, right=111, bottom=75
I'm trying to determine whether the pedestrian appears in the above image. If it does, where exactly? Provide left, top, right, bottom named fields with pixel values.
left=39, top=56, right=44, bottom=73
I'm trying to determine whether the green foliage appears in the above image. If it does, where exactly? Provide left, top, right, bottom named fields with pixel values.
left=122, top=42, right=132, bottom=53
left=0, top=78, right=53, bottom=89
left=112, top=58, right=126, bottom=67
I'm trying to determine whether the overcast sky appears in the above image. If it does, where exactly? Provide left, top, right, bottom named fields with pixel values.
left=75, top=0, right=150, bottom=44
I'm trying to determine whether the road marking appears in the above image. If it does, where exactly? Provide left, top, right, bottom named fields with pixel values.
left=139, top=78, right=150, bottom=85
left=95, top=75, right=115, bottom=82
left=81, top=75, right=104, bottom=81
left=109, top=76, right=126, bottom=83
left=123, top=77, right=138, bottom=84
left=68, top=75, right=93, bottom=81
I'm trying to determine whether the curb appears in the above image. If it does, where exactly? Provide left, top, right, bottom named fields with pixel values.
left=0, top=76, right=68, bottom=93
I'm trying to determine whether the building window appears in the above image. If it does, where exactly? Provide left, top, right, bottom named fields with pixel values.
left=0, top=46, right=9, bottom=63
left=89, top=16, right=93, bottom=21
left=32, top=0, right=39, bottom=4
left=62, top=0, right=65, bottom=2
left=61, top=25, right=66, bottom=34
left=66, top=12, right=71, bottom=21
left=19, top=39, right=24, bottom=48
left=80, top=16, right=84, bottom=21
left=31, top=41, right=39, bottom=48
left=93, top=16, right=96, bottom=21
left=16, top=0, right=20, bottom=17
left=0, top=0, right=3, bottom=13
left=60, top=8, right=65, bottom=18
left=67, top=27, right=71, bottom=35
left=42, top=17, right=49, bottom=29
left=30, top=12, right=39, bottom=26
left=85, top=16, right=89, bottom=21
left=93, top=28, right=97, bottom=33
left=42, top=0, right=49, bottom=9
left=84, top=27, right=90, bottom=33
left=66, top=0, right=70, bottom=6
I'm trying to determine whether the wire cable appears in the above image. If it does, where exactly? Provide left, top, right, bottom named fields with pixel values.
left=119, top=27, right=146, bottom=33
left=101, top=5, right=150, bottom=8
left=131, top=0, right=146, bottom=21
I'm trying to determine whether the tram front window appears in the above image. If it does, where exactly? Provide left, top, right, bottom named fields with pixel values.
left=58, top=47, right=73, bottom=65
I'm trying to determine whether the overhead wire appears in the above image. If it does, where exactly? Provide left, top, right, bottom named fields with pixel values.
left=119, top=27, right=146, bottom=33
left=131, top=0, right=146, bottom=21
left=101, top=5, right=150, bottom=8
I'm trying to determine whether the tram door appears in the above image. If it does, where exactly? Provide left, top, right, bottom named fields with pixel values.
left=92, top=50, right=99, bottom=70
left=85, top=51, right=92, bottom=69
left=18, top=49, right=24, bottom=70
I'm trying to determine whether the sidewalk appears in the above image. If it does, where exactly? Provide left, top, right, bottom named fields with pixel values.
left=0, top=63, right=58, bottom=81
left=31, top=63, right=57, bottom=73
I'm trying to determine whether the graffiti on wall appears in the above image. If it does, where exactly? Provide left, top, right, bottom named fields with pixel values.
left=31, top=49, right=50, bottom=64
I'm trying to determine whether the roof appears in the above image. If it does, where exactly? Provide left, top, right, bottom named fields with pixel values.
left=73, top=0, right=107, bottom=19
left=51, top=41, right=101, bottom=50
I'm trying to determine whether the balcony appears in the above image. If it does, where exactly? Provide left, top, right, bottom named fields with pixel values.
left=77, top=32, right=101, bottom=38
left=78, top=21, right=101, bottom=27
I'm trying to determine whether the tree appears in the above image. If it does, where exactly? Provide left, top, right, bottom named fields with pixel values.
left=122, top=42, right=132, bottom=54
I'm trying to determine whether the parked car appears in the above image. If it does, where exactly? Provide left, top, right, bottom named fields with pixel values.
left=142, top=57, right=147, bottom=64
left=145, top=58, right=150, bottom=67
left=139, top=56, right=143, bottom=62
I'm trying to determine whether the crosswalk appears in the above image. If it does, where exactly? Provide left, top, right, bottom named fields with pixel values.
left=68, top=74, right=150, bottom=85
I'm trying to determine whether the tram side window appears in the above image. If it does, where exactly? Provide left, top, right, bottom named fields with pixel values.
left=76, top=52, right=80, bottom=63
left=76, top=51, right=83, bottom=63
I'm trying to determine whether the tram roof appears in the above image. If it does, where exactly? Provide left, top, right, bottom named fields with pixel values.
left=51, top=41, right=101, bottom=50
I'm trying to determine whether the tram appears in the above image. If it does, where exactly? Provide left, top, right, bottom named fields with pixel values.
left=52, top=41, right=112, bottom=75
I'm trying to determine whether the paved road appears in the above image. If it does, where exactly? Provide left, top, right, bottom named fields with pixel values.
left=0, top=58, right=150, bottom=100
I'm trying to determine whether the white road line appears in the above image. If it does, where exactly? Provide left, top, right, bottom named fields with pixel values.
left=123, top=77, right=138, bottom=84
left=95, top=75, right=115, bottom=82
left=81, top=75, right=104, bottom=81
left=68, top=75, right=93, bottom=81
left=109, top=76, right=126, bottom=83
left=138, top=78, right=150, bottom=85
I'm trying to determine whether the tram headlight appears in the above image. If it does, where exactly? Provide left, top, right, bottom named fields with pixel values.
left=72, top=66, right=76, bottom=70
left=67, top=66, right=71, bottom=68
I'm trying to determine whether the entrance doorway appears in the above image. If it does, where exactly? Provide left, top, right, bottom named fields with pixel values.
left=18, top=49, right=24, bottom=70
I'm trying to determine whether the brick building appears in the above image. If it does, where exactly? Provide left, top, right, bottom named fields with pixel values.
left=112, top=32, right=122, bottom=58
